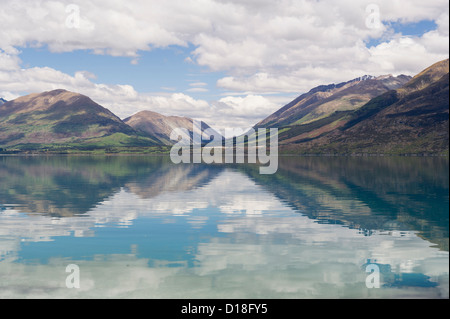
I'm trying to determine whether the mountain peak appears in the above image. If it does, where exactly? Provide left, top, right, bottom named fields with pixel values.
left=275, top=59, right=449, bottom=154
left=401, top=58, right=449, bottom=93
left=128, top=110, right=189, bottom=122
left=0, top=89, right=145, bottom=148
left=352, top=75, right=376, bottom=81
left=257, top=73, right=411, bottom=128
left=0, top=89, right=99, bottom=117
left=29, top=89, right=86, bottom=103
left=125, top=110, right=221, bottom=145
left=375, top=74, right=393, bottom=80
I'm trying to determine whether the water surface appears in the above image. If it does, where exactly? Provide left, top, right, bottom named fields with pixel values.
left=0, top=155, right=448, bottom=298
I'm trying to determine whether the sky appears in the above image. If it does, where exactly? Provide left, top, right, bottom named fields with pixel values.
left=0, top=0, right=449, bottom=131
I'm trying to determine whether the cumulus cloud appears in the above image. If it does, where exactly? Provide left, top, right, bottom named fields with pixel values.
left=0, top=48, right=21, bottom=71
left=208, top=95, right=281, bottom=130
left=0, top=53, right=281, bottom=130
left=1, top=169, right=448, bottom=298
left=186, top=87, right=209, bottom=93
left=0, top=0, right=449, bottom=129
left=0, top=60, right=216, bottom=123
left=1, top=0, right=448, bottom=73
left=368, top=35, right=449, bottom=74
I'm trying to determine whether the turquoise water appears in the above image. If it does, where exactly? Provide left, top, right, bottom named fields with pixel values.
left=0, top=155, right=448, bottom=298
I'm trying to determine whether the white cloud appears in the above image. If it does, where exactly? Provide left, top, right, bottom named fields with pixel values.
left=1, top=0, right=447, bottom=73
left=186, top=87, right=209, bottom=93
left=0, top=0, right=449, bottom=129
left=0, top=49, right=21, bottom=71
left=368, top=33, right=450, bottom=74
left=196, top=95, right=284, bottom=130
left=189, top=82, right=208, bottom=87
left=1, top=169, right=448, bottom=298
left=0, top=51, right=282, bottom=130
left=0, top=61, right=211, bottom=121
left=214, top=95, right=278, bottom=118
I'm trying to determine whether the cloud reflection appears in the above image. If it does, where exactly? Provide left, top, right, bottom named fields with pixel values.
left=0, top=157, right=448, bottom=298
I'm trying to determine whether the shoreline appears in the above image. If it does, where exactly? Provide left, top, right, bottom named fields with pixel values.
left=0, top=152, right=448, bottom=157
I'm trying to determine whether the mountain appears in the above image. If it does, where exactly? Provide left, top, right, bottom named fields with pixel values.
left=280, top=59, right=449, bottom=154
left=240, top=156, right=449, bottom=250
left=0, top=98, right=6, bottom=105
left=2, top=59, right=447, bottom=154
left=0, top=89, right=158, bottom=150
left=257, top=74, right=411, bottom=130
left=124, top=110, right=222, bottom=145
left=0, top=156, right=221, bottom=217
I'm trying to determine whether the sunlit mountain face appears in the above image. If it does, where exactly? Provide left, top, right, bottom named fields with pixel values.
left=0, top=156, right=448, bottom=298
left=1, top=0, right=449, bottom=304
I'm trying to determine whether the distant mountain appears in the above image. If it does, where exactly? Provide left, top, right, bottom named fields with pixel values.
left=0, top=89, right=158, bottom=150
left=124, top=110, right=222, bottom=145
left=0, top=98, right=6, bottom=105
left=257, top=74, right=411, bottom=130
left=281, top=59, right=449, bottom=154
left=0, top=156, right=222, bottom=217
left=2, top=58, right=447, bottom=155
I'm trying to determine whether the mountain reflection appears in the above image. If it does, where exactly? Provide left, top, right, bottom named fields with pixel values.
left=238, top=156, right=449, bottom=251
left=0, top=155, right=448, bottom=250
left=0, top=156, right=222, bottom=217
left=0, top=155, right=448, bottom=298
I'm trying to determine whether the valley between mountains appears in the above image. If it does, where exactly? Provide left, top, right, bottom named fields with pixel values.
left=0, top=59, right=448, bottom=155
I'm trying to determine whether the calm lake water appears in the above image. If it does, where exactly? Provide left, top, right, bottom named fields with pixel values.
left=0, top=155, right=448, bottom=299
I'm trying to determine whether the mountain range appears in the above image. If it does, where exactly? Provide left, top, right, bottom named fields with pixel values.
left=256, top=74, right=412, bottom=129
left=0, top=89, right=156, bottom=151
left=124, top=111, right=221, bottom=145
left=0, top=90, right=216, bottom=152
left=0, top=58, right=448, bottom=154
left=267, top=59, right=449, bottom=154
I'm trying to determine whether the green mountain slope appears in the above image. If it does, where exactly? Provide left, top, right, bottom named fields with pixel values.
left=0, top=89, right=159, bottom=151
left=282, top=59, right=449, bottom=154
left=257, top=74, right=411, bottom=130
left=124, top=110, right=222, bottom=145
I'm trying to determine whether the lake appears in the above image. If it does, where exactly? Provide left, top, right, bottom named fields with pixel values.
left=0, top=155, right=448, bottom=299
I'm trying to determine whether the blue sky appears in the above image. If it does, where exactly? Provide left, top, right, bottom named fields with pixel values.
left=18, top=44, right=227, bottom=99
left=15, top=16, right=443, bottom=100
left=365, top=19, right=438, bottom=47
left=0, top=0, right=448, bottom=130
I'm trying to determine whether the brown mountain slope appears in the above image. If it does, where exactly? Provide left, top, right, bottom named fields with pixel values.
left=257, top=74, right=411, bottom=129
left=124, top=110, right=222, bottom=145
left=282, top=59, right=449, bottom=154
left=400, top=59, right=450, bottom=94
left=0, top=89, right=157, bottom=149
